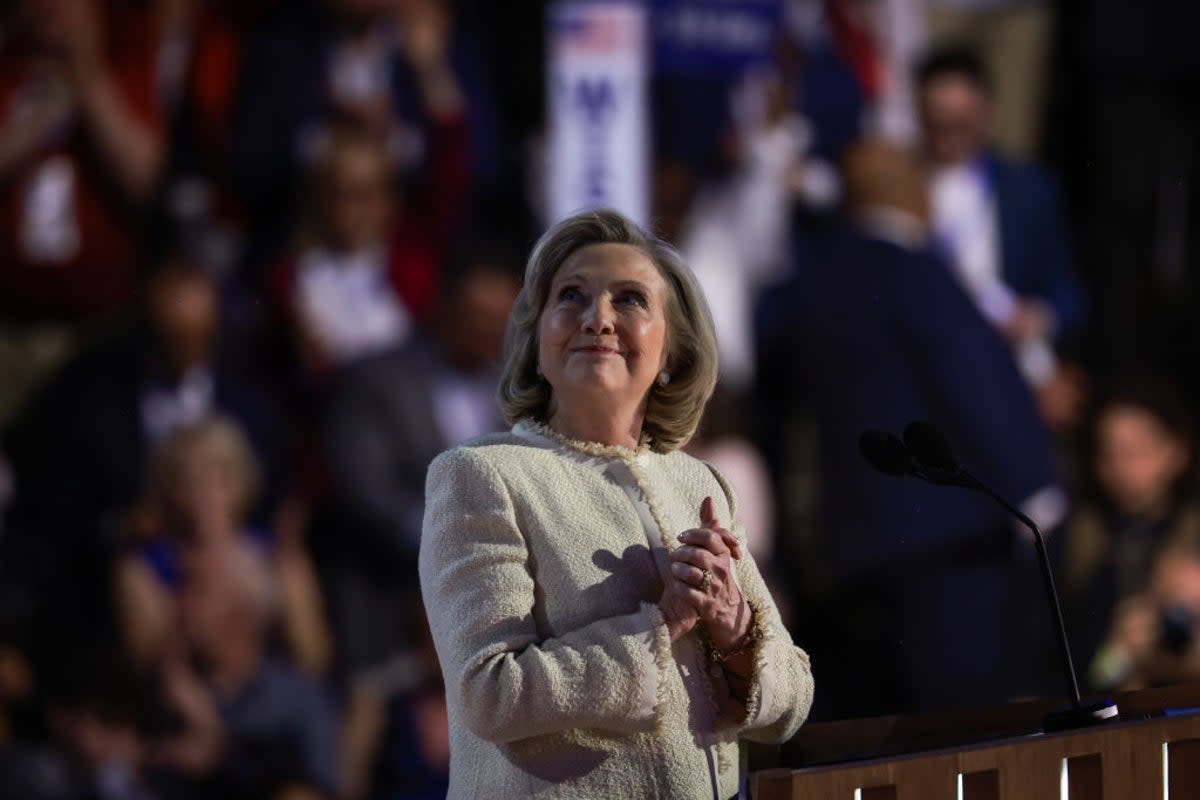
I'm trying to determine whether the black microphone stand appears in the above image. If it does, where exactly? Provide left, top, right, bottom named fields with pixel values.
left=952, top=467, right=1120, bottom=732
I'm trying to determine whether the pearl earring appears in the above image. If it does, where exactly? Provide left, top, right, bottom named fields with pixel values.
left=659, top=370, right=671, bottom=386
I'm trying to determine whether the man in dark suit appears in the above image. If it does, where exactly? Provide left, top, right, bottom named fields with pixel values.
left=917, top=47, right=1083, bottom=398
left=321, top=243, right=521, bottom=675
left=758, top=141, right=1064, bottom=717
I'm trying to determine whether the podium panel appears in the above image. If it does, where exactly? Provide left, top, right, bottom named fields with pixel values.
left=752, top=706, right=1200, bottom=799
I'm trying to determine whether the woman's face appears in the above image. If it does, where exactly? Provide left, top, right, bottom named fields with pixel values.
left=1096, top=405, right=1188, bottom=517
left=165, top=445, right=239, bottom=536
left=537, top=243, right=669, bottom=415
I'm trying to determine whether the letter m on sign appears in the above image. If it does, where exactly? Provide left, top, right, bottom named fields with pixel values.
left=574, top=78, right=615, bottom=121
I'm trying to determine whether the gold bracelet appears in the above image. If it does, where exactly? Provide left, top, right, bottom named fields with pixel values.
left=704, top=601, right=765, bottom=664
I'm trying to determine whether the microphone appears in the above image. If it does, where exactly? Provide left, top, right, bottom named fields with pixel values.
left=859, top=427, right=970, bottom=488
left=902, top=421, right=964, bottom=479
left=858, top=430, right=913, bottom=477
left=859, top=422, right=1120, bottom=732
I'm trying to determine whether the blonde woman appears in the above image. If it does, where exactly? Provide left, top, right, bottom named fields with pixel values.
left=115, top=416, right=331, bottom=677
left=419, top=209, right=813, bottom=798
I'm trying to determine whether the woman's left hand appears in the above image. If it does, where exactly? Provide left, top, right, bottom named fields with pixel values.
left=668, top=497, right=752, bottom=651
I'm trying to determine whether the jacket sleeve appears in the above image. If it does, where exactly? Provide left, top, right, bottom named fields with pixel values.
left=707, top=465, right=815, bottom=743
left=1028, top=168, right=1084, bottom=342
left=898, top=251, right=1057, bottom=504
left=419, top=447, right=673, bottom=744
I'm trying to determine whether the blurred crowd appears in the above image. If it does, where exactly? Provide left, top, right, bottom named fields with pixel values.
left=0, top=0, right=1197, bottom=797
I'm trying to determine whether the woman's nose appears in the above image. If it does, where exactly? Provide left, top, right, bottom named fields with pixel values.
left=581, top=296, right=615, bottom=335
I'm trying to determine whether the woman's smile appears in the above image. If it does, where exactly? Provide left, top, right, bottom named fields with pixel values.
left=570, top=342, right=623, bottom=356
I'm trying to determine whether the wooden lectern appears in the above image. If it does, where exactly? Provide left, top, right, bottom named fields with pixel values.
left=749, top=683, right=1200, bottom=799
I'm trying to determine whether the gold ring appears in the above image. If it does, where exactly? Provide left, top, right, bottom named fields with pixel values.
left=700, top=569, right=714, bottom=590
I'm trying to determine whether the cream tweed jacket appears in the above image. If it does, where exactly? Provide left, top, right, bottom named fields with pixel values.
left=419, top=419, right=814, bottom=799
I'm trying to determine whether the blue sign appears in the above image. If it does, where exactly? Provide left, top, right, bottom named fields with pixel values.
left=651, top=0, right=782, bottom=77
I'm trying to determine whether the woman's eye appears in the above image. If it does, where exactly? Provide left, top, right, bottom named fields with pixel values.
left=558, top=286, right=583, bottom=302
left=617, top=291, right=648, bottom=308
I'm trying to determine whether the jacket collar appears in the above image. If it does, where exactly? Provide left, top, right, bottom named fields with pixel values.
left=513, top=418, right=651, bottom=462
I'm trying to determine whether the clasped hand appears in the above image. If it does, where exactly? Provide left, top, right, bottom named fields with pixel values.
left=659, top=496, right=750, bottom=648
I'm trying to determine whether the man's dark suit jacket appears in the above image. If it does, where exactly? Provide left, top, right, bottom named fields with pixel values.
left=758, top=219, right=1060, bottom=714
left=321, top=336, right=503, bottom=673
left=761, top=220, right=1057, bottom=578
left=988, top=154, right=1084, bottom=342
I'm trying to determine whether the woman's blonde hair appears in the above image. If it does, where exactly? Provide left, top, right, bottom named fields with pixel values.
left=148, top=416, right=263, bottom=522
left=498, top=208, right=718, bottom=453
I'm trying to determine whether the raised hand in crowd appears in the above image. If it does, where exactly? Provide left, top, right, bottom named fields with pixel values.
left=395, top=0, right=463, bottom=117
left=147, top=644, right=224, bottom=778
left=0, top=66, right=72, bottom=180
left=51, top=0, right=163, bottom=200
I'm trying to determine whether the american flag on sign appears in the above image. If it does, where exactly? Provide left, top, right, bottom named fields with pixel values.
left=551, top=3, right=644, bottom=56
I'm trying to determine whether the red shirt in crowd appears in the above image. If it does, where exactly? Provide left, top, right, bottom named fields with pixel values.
left=0, top=6, right=162, bottom=323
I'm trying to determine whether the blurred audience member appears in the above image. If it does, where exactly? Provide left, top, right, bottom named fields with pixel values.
left=728, top=65, right=817, bottom=274
left=925, top=0, right=1052, bottom=158
left=340, top=615, right=448, bottom=800
left=0, top=655, right=159, bottom=800
left=321, top=241, right=516, bottom=794
left=1057, top=380, right=1200, bottom=689
left=152, top=544, right=339, bottom=799
left=656, top=8, right=880, bottom=389
left=152, top=0, right=252, bottom=283
left=1089, top=545, right=1200, bottom=692
left=2, top=259, right=285, bottom=660
left=9, top=257, right=286, bottom=529
left=269, top=115, right=466, bottom=375
left=656, top=88, right=823, bottom=388
left=918, top=47, right=1083, bottom=401
left=232, top=0, right=472, bottom=277
left=758, top=140, right=1063, bottom=716
left=116, top=417, right=330, bottom=677
left=0, top=0, right=165, bottom=428
left=660, top=168, right=772, bottom=388
left=321, top=243, right=515, bottom=660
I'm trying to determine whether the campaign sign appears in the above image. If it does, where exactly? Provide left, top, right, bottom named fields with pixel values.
left=651, top=0, right=781, bottom=78
left=547, top=1, right=649, bottom=227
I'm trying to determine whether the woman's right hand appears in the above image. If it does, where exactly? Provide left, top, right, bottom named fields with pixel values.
left=659, top=496, right=744, bottom=643
left=660, top=579, right=699, bottom=642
